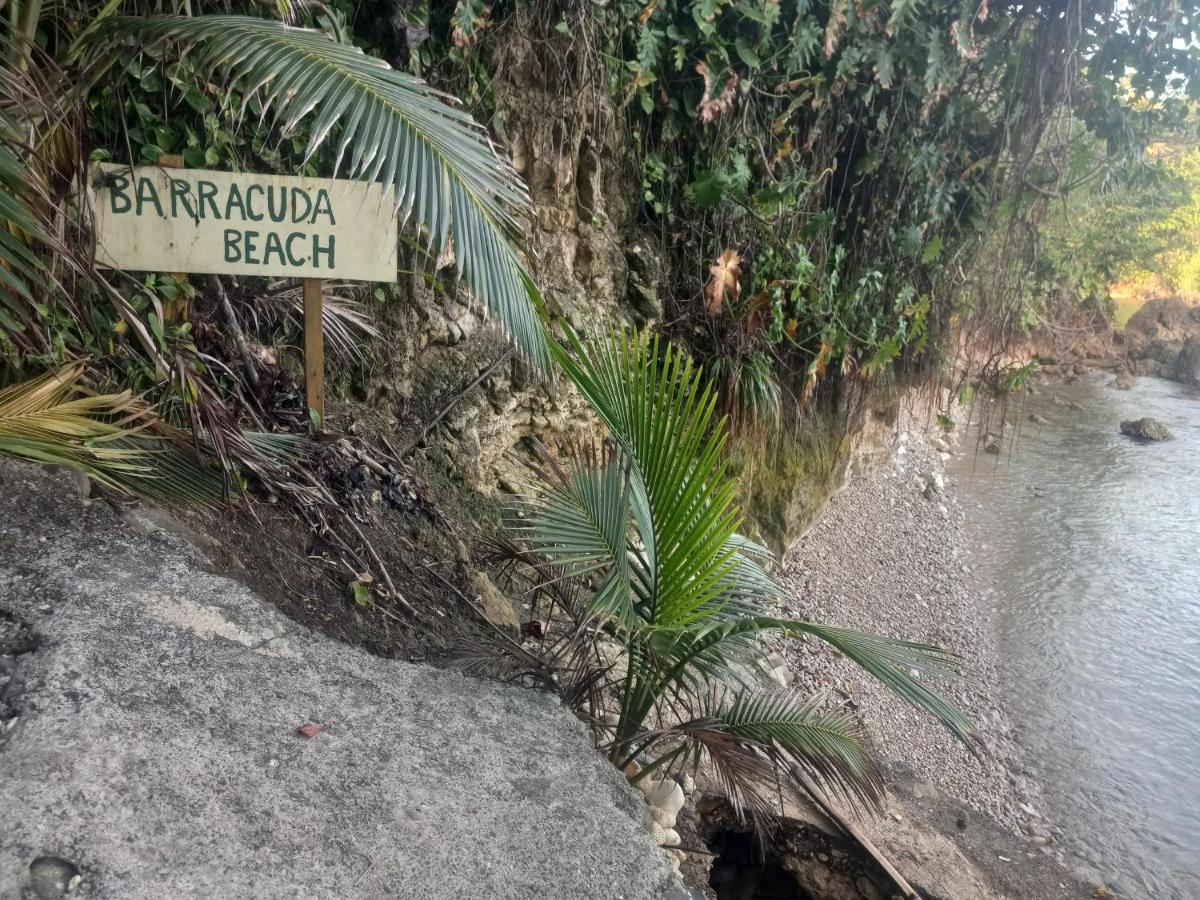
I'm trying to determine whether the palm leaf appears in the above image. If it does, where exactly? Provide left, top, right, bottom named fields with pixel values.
left=0, top=106, right=51, bottom=319
left=91, top=15, right=548, bottom=366
left=0, top=362, right=224, bottom=503
left=257, top=282, right=380, bottom=364
left=513, top=441, right=642, bottom=629
left=716, top=690, right=882, bottom=811
left=777, top=619, right=974, bottom=744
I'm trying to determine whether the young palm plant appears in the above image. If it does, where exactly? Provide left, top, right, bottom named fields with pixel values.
left=481, top=329, right=971, bottom=824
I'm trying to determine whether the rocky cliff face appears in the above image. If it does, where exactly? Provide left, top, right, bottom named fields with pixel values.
left=351, top=18, right=659, bottom=495
left=1124, top=296, right=1200, bottom=386
left=336, top=16, right=892, bottom=560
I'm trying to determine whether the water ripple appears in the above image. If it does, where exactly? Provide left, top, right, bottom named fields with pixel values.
left=951, top=374, right=1200, bottom=899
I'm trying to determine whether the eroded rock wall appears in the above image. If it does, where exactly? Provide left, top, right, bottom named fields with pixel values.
left=354, top=15, right=658, bottom=493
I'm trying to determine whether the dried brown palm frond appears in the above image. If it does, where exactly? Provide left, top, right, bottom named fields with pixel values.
left=253, top=282, right=380, bottom=365
left=0, top=361, right=225, bottom=503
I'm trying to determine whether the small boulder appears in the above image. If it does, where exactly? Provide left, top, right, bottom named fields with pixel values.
left=922, top=471, right=945, bottom=496
left=465, top=570, right=519, bottom=634
left=27, top=857, right=81, bottom=898
left=767, top=665, right=792, bottom=688
left=1110, top=371, right=1136, bottom=390
left=1120, top=417, right=1173, bottom=442
left=984, top=434, right=1001, bottom=454
left=1029, top=412, right=1049, bottom=425
left=641, top=777, right=686, bottom=821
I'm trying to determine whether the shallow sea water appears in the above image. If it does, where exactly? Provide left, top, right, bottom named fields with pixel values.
left=950, top=373, right=1200, bottom=899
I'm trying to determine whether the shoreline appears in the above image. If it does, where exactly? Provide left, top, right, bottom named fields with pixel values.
left=770, top=412, right=1093, bottom=897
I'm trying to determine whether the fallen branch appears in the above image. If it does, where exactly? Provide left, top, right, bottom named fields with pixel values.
left=791, top=769, right=920, bottom=900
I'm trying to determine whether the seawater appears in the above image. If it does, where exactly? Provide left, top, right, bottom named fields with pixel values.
left=950, top=374, right=1200, bottom=899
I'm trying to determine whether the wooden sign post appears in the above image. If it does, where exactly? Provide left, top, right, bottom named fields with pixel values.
left=303, top=277, right=324, bottom=420
left=88, top=163, right=397, bottom=426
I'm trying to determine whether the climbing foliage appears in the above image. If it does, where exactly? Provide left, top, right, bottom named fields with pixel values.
left=409, top=0, right=1199, bottom=420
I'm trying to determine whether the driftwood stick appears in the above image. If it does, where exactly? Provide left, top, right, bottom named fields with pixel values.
left=213, top=276, right=260, bottom=390
left=791, top=769, right=920, bottom=900
left=399, top=347, right=514, bottom=459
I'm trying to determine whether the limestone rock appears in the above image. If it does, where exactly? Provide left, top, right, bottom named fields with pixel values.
left=641, top=777, right=686, bottom=821
left=0, top=460, right=679, bottom=900
left=466, top=570, right=520, bottom=634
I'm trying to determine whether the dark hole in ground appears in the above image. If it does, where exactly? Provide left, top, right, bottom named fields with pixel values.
left=708, top=828, right=814, bottom=900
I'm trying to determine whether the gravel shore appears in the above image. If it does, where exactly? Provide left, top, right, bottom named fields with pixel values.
left=774, top=420, right=1045, bottom=836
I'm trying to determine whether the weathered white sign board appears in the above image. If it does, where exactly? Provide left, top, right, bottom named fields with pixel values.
left=89, top=164, right=397, bottom=282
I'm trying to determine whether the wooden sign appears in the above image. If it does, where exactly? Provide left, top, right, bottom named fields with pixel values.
left=88, top=163, right=399, bottom=424
left=89, top=164, right=397, bottom=282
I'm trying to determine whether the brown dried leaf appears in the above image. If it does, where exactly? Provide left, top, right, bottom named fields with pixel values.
left=745, top=281, right=784, bottom=336
left=705, top=249, right=742, bottom=316
left=297, top=723, right=322, bottom=738
left=696, top=63, right=739, bottom=124
left=824, top=0, right=849, bottom=59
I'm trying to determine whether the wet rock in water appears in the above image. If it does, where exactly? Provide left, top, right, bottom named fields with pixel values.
left=1119, top=417, right=1173, bottom=442
left=1110, top=371, right=1136, bottom=390
left=27, top=857, right=80, bottom=898
left=984, top=434, right=1001, bottom=454
left=1029, top=412, right=1049, bottom=425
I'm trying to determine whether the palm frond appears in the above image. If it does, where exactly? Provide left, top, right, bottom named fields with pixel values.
left=774, top=618, right=974, bottom=744
left=0, top=106, right=51, bottom=321
left=0, top=363, right=223, bottom=503
left=635, top=688, right=878, bottom=831
left=92, top=15, right=548, bottom=366
left=716, top=690, right=882, bottom=811
left=259, top=283, right=380, bottom=365
left=514, top=441, right=640, bottom=629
